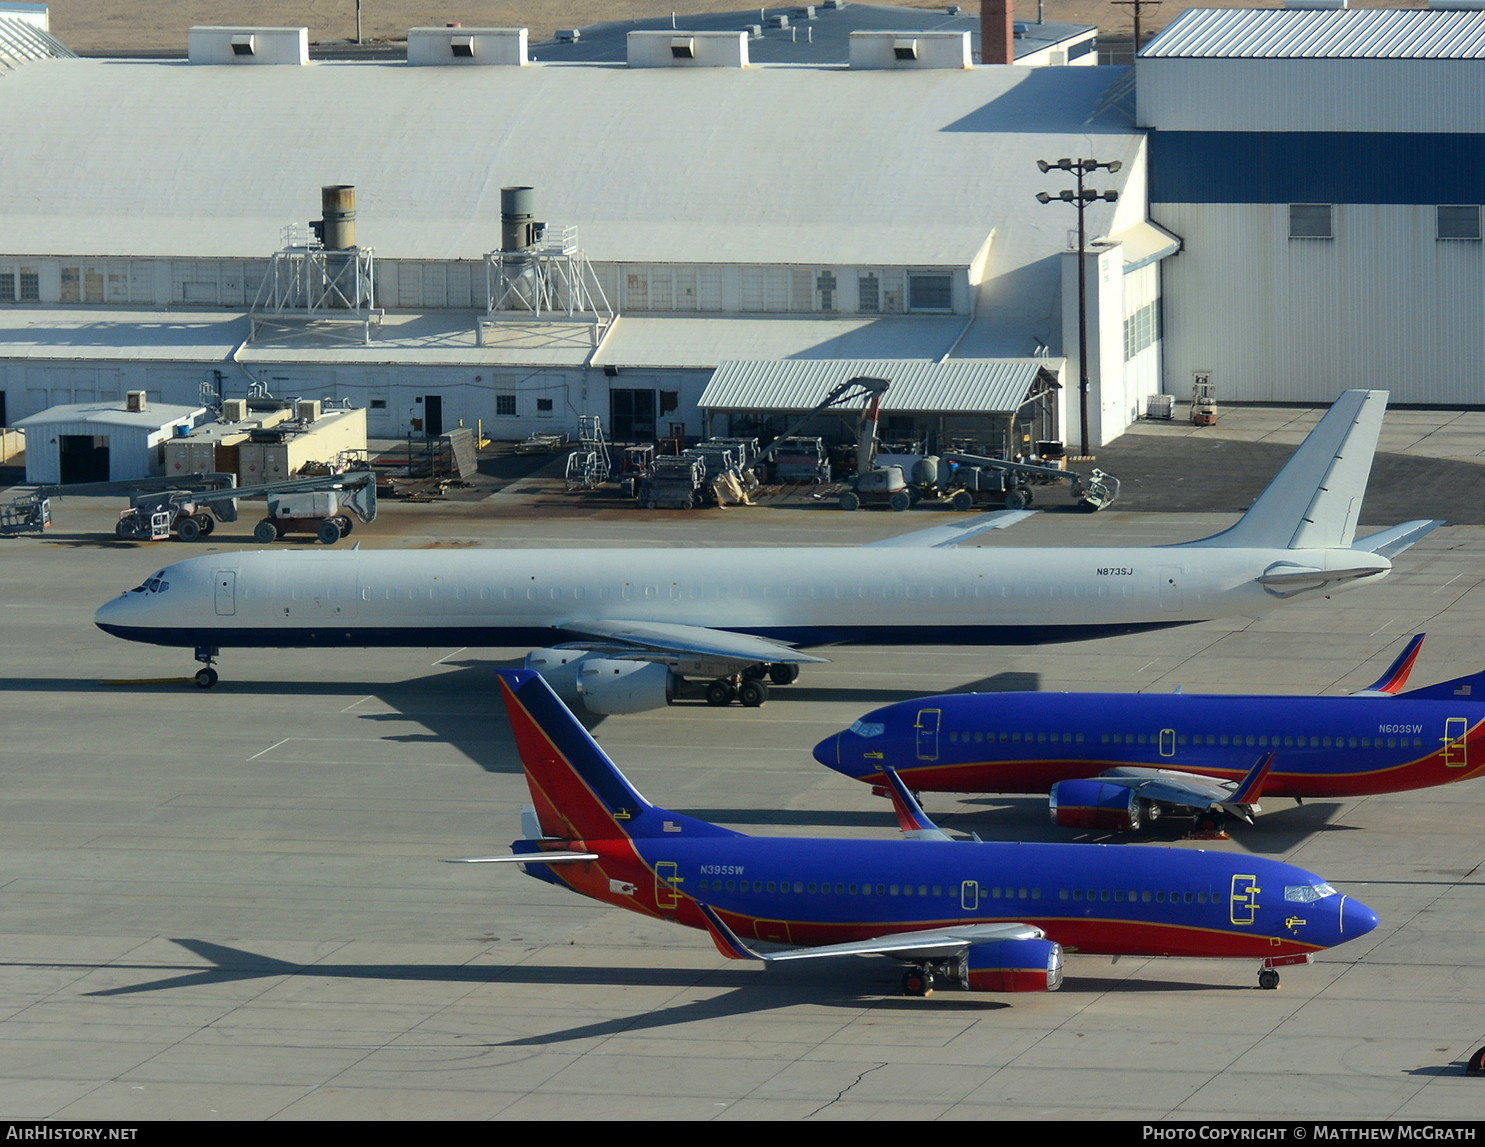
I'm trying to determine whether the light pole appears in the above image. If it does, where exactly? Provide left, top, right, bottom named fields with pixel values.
left=1036, top=158, right=1121, bottom=459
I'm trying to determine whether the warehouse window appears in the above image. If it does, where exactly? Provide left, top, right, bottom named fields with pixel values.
left=0, top=273, right=14, bottom=303
left=494, top=394, right=517, bottom=417
left=907, top=273, right=952, bottom=312
left=858, top=272, right=880, bottom=313
left=1289, top=204, right=1332, bottom=240
left=1437, top=205, right=1482, bottom=241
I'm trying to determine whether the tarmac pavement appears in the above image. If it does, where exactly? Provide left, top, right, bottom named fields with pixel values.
left=0, top=402, right=1482, bottom=1121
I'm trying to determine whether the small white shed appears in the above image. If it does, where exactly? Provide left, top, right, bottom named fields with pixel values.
left=15, top=395, right=207, bottom=485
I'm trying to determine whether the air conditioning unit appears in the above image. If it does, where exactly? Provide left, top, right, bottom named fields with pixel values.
left=222, top=398, right=248, bottom=422
left=125, top=390, right=148, bottom=413
left=296, top=399, right=322, bottom=422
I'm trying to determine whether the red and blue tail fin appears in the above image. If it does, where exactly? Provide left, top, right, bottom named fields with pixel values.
left=496, top=669, right=738, bottom=843
left=1355, top=633, right=1426, bottom=695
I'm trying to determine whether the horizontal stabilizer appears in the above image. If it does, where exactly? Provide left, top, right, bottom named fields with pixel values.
left=446, top=850, right=599, bottom=865
left=1352, top=520, right=1442, bottom=559
left=864, top=509, right=1034, bottom=549
left=1257, top=562, right=1389, bottom=595
left=556, top=619, right=829, bottom=664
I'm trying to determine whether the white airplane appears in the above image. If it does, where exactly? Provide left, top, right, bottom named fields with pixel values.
left=95, top=390, right=1437, bottom=714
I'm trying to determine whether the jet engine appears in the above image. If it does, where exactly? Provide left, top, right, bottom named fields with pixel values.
left=524, top=649, right=676, bottom=715
left=1048, top=779, right=1146, bottom=831
left=962, top=938, right=1064, bottom=992
left=578, top=658, right=675, bottom=715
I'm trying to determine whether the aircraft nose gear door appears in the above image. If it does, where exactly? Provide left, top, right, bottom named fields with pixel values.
left=214, top=570, right=236, bottom=616
left=915, top=708, right=941, bottom=761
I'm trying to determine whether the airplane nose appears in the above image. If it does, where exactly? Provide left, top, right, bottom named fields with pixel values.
left=1341, top=895, right=1379, bottom=940
left=812, top=733, right=839, bottom=769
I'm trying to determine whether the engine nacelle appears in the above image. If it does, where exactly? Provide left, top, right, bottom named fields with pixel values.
left=1049, top=779, right=1144, bottom=831
left=524, top=648, right=589, bottom=705
left=523, top=650, right=676, bottom=715
left=577, top=658, right=675, bottom=715
left=963, top=938, right=1064, bottom=992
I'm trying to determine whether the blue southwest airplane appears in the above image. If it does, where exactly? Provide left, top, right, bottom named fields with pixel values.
left=464, top=669, right=1378, bottom=996
left=814, top=633, right=1485, bottom=833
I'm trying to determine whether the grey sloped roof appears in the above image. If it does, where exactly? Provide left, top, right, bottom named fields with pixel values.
left=1141, top=8, right=1485, bottom=59
left=700, top=358, right=1061, bottom=413
left=0, top=57, right=1138, bottom=267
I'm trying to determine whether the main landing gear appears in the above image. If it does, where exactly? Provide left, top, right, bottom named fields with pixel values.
left=1257, top=968, right=1281, bottom=991
left=902, top=966, right=935, bottom=997
left=700, top=663, right=801, bottom=709
left=193, top=645, right=220, bottom=690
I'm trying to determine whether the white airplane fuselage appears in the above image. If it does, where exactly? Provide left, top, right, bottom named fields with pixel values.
left=95, top=543, right=1391, bottom=650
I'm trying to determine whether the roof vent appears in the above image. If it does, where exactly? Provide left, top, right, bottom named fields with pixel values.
left=126, top=390, right=148, bottom=413
left=822, top=0, right=847, bottom=7
left=795, top=5, right=818, bottom=18
left=850, top=29, right=971, bottom=69
left=765, top=14, right=790, bottom=28
left=407, top=27, right=529, bottom=66
left=188, top=26, right=309, bottom=65
left=745, top=23, right=763, bottom=37
left=627, top=29, right=750, bottom=67
left=555, top=28, right=581, bottom=42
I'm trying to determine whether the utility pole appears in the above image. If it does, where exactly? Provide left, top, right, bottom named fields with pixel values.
left=1036, top=158, right=1122, bottom=459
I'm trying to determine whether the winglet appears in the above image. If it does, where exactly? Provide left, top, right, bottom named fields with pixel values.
left=698, top=904, right=766, bottom=961
left=879, top=767, right=955, bottom=841
left=1226, top=752, right=1275, bottom=813
left=1357, top=634, right=1426, bottom=696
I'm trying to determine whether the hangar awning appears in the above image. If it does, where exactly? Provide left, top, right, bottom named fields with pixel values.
left=700, top=358, right=1062, bottom=415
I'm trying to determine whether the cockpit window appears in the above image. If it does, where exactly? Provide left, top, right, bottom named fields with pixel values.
left=130, top=571, right=170, bottom=595
left=1285, top=882, right=1337, bottom=903
left=849, top=720, right=885, bottom=739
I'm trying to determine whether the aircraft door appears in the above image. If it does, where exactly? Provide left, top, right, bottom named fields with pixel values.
left=1229, top=874, right=1260, bottom=926
left=654, top=861, right=681, bottom=911
left=1443, top=718, right=1469, bottom=768
left=214, top=570, right=236, bottom=616
left=915, top=708, right=941, bottom=761
left=960, top=880, right=980, bottom=912
left=1158, top=566, right=1185, bottom=613
left=1159, top=728, right=1176, bottom=758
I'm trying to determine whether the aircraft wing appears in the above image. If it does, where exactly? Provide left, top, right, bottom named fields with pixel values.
left=698, top=905, right=1045, bottom=963
left=862, top=509, right=1034, bottom=549
left=1098, top=755, right=1273, bottom=820
left=556, top=619, right=829, bottom=664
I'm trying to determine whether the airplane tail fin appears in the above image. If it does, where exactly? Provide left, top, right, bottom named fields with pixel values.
left=1184, top=390, right=1386, bottom=551
left=495, top=669, right=737, bottom=842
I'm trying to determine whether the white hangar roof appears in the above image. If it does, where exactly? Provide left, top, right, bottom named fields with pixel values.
left=1141, top=7, right=1485, bottom=59
left=0, top=57, right=1139, bottom=267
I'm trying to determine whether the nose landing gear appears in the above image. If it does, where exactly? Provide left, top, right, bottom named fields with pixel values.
left=194, top=645, right=220, bottom=690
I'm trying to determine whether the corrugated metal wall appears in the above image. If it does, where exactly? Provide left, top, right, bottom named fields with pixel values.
left=1156, top=202, right=1485, bottom=404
